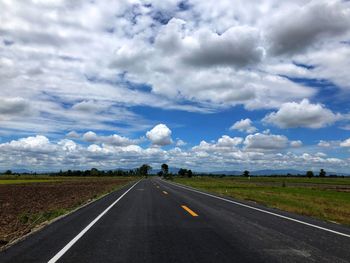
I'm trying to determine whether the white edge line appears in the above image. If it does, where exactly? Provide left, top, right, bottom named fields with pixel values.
left=48, top=180, right=140, bottom=263
left=160, top=179, right=350, bottom=238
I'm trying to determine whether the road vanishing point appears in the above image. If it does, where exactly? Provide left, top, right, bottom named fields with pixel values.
left=1, top=178, right=349, bottom=263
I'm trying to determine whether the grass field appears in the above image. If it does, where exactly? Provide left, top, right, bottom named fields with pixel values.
left=0, top=176, right=139, bottom=248
left=174, top=176, right=350, bottom=226
left=0, top=179, right=61, bottom=185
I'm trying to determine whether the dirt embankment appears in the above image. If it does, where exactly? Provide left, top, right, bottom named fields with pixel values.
left=0, top=178, right=134, bottom=248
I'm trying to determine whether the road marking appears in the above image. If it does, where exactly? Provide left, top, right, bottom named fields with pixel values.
left=162, top=191, right=168, bottom=195
left=48, top=180, right=140, bottom=263
left=162, top=180, right=350, bottom=238
left=181, top=205, right=199, bottom=217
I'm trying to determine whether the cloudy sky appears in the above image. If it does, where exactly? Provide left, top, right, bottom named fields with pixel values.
left=1, top=0, right=350, bottom=172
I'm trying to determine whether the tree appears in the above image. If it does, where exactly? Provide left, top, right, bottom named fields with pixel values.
left=178, top=168, right=187, bottom=177
left=187, top=169, right=193, bottom=178
left=319, top=169, right=326, bottom=177
left=306, top=170, right=314, bottom=178
left=4, top=170, right=12, bottom=175
left=161, top=163, right=169, bottom=176
left=90, top=168, right=99, bottom=176
left=139, top=164, right=152, bottom=177
left=243, top=170, right=250, bottom=177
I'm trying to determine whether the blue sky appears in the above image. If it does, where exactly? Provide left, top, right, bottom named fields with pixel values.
left=0, top=0, right=350, bottom=172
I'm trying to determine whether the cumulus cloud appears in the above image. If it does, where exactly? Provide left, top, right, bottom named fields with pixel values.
left=192, top=135, right=243, bottom=154
left=82, top=131, right=138, bottom=146
left=110, top=18, right=315, bottom=110
left=263, top=99, right=341, bottom=129
left=268, top=1, right=350, bottom=55
left=0, top=132, right=348, bottom=173
left=230, top=118, right=257, bottom=133
left=318, top=140, right=331, bottom=147
left=1, top=0, right=348, bottom=137
left=176, top=139, right=187, bottom=147
left=217, top=135, right=243, bottom=147
left=0, top=98, right=32, bottom=119
left=82, top=131, right=99, bottom=143
left=340, top=138, right=350, bottom=147
left=146, top=124, right=173, bottom=146
left=66, top=131, right=80, bottom=139
left=290, top=140, right=303, bottom=148
left=182, top=26, right=264, bottom=68
left=0, top=135, right=54, bottom=154
left=244, top=133, right=289, bottom=151
left=72, top=100, right=108, bottom=113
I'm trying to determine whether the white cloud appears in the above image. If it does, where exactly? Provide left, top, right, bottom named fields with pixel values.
left=318, top=140, right=331, bottom=147
left=290, top=140, right=303, bottom=148
left=268, top=1, right=350, bottom=55
left=1, top=0, right=349, bottom=136
left=244, top=133, right=289, bottom=151
left=230, top=118, right=257, bottom=133
left=66, top=131, right=80, bottom=139
left=176, top=139, right=187, bottom=147
left=192, top=135, right=243, bottom=154
left=0, top=132, right=348, bottom=173
left=146, top=124, right=173, bottom=146
left=182, top=26, right=264, bottom=68
left=263, top=99, right=341, bottom=128
left=0, top=97, right=33, bottom=120
left=341, top=124, right=350, bottom=131
left=217, top=135, right=243, bottom=148
left=58, top=139, right=77, bottom=152
left=0, top=135, right=54, bottom=153
left=72, top=100, right=108, bottom=113
left=82, top=131, right=99, bottom=143
left=82, top=131, right=138, bottom=146
left=340, top=138, right=350, bottom=147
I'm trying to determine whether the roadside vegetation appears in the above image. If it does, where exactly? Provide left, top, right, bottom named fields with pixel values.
left=172, top=175, right=350, bottom=226
left=152, top=164, right=350, bottom=226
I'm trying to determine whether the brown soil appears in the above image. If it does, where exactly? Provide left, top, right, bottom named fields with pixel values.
left=0, top=178, right=134, bottom=247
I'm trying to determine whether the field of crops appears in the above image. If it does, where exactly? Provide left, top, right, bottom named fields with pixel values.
left=0, top=176, right=138, bottom=248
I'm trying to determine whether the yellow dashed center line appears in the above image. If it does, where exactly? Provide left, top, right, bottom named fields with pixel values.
left=181, top=205, right=199, bottom=217
left=162, top=191, right=168, bottom=195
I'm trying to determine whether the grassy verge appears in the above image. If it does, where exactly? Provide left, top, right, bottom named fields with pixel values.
left=174, top=176, right=350, bottom=226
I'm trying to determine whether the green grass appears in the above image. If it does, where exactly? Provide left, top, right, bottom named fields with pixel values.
left=0, top=179, right=61, bottom=185
left=174, top=176, right=350, bottom=225
left=213, top=176, right=350, bottom=185
left=19, top=209, right=68, bottom=225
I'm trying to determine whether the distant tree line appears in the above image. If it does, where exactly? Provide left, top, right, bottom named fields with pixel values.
left=0, top=166, right=346, bottom=178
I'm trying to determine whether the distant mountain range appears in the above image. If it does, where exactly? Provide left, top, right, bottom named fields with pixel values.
left=153, top=168, right=349, bottom=176
left=152, top=168, right=307, bottom=176
left=201, top=169, right=349, bottom=176
left=209, top=169, right=303, bottom=176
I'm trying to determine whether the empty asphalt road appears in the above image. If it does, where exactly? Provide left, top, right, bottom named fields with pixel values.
left=1, top=178, right=350, bottom=263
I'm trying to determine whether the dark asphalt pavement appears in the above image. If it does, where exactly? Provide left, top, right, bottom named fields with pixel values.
left=1, top=178, right=349, bottom=263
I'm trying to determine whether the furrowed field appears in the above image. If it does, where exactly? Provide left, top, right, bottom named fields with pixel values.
left=174, top=176, right=350, bottom=226
left=0, top=176, right=138, bottom=248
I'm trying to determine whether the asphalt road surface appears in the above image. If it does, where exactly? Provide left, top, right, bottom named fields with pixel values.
left=1, top=178, right=349, bottom=263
